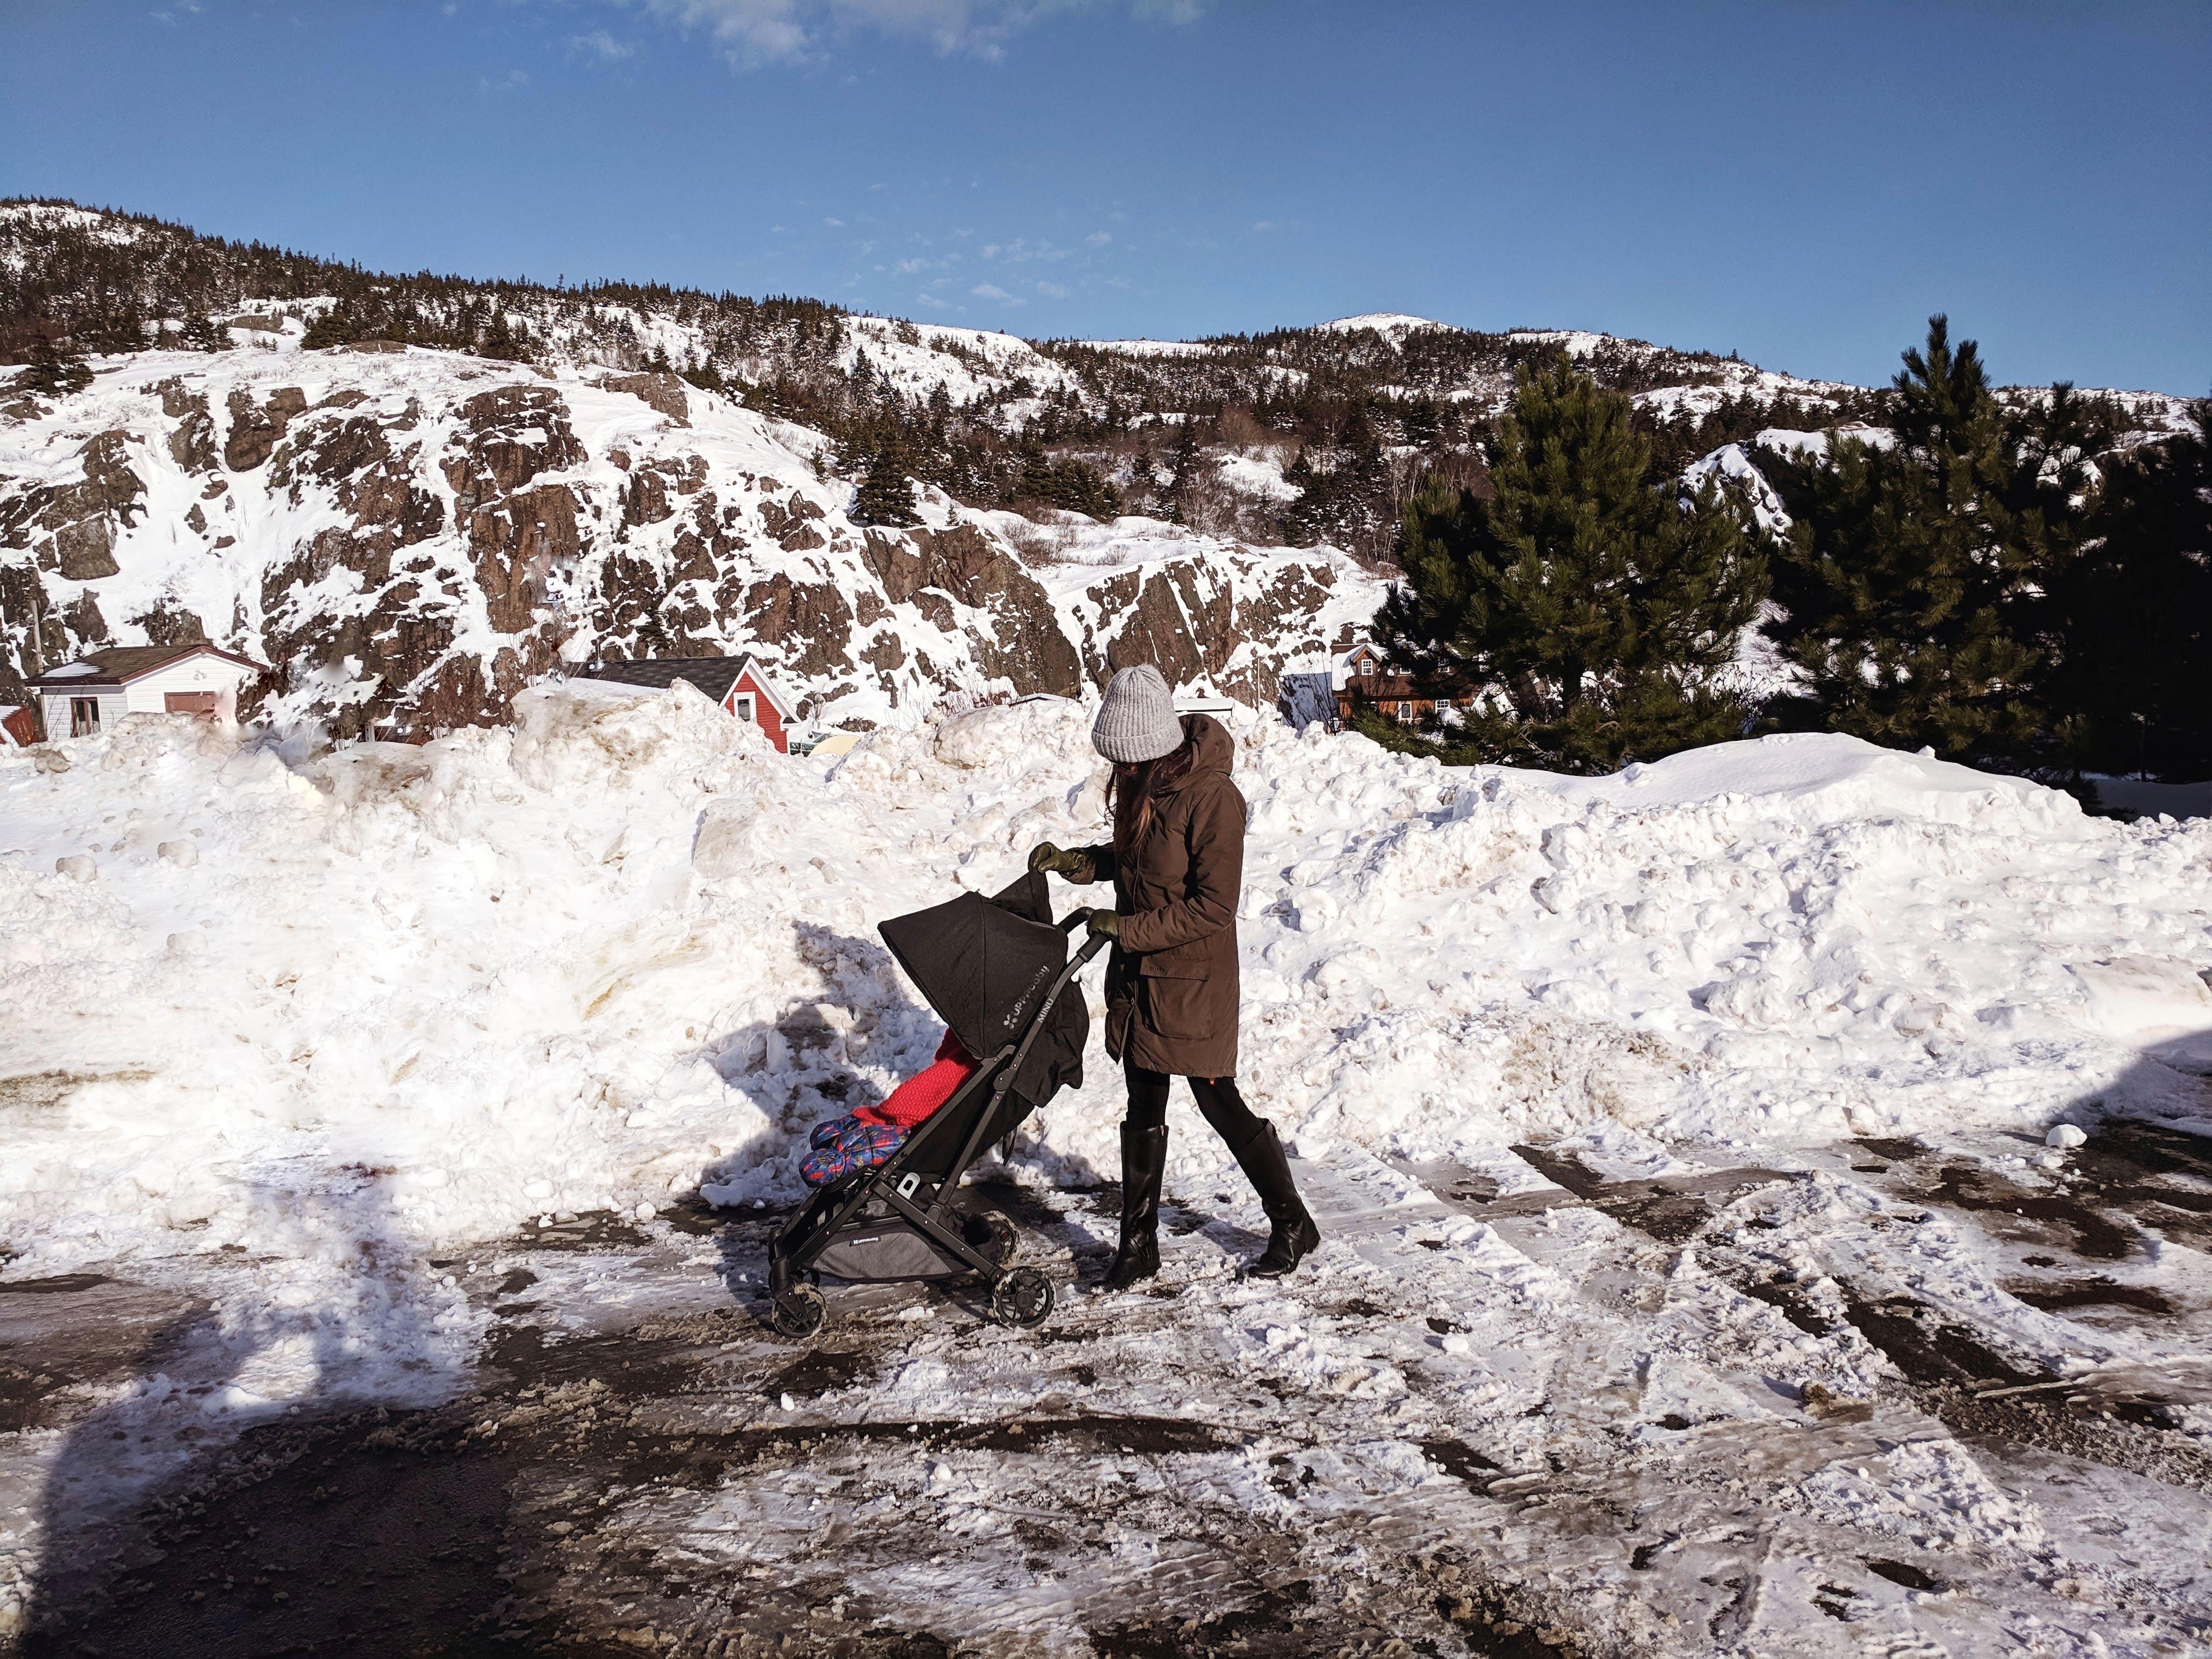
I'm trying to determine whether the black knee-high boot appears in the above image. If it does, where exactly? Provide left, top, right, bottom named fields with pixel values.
left=1103, top=1122, right=1168, bottom=1289
left=1229, top=1122, right=1320, bottom=1278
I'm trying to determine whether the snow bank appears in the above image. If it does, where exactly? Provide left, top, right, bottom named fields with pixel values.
left=4, top=702, right=2207, bottom=1330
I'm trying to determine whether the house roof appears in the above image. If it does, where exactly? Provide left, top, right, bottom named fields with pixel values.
left=27, top=642, right=264, bottom=692
left=579, top=654, right=795, bottom=720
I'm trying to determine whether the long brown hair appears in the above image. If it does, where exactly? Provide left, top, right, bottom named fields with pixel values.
left=1108, top=721, right=1196, bottom=858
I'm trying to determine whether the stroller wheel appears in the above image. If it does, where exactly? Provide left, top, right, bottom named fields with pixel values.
left=770, top=1285, right=827, bottom=1339
left=967, top=1210, right=1019, bottom=1269
left=991, top=1267, right=1055, bottom=1328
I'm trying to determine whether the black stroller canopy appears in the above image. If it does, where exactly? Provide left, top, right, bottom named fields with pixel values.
left=878, top=872, right=1069, bottom=1064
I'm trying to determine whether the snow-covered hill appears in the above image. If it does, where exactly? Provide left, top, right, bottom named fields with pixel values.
left=0, top=339, right=1376, bottom=739
left=4, top=197, right=2202, bottom=741
left=1316, top=313, right=1456, bottom=341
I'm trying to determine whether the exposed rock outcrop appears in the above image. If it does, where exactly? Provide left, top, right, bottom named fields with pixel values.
left=595, top=370, right=690, bottom=425
left=0, top=430, right=146, bottom=587
left=223, top=386, right=306, bottom=471
left=1, top=350, right=1378, bottom=737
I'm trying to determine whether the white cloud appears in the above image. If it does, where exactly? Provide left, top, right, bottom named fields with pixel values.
left=1085, top=230, right=1111, bottom=245
left=1034, top=280, right=1069, bottom=298
left=975, top=237, right=1069, bottom=265
left=614, top=0, right=1206, bottom=68
left=823, top=216, right=845, bottom=227
left=569, top=28, right=639, bottom=60
left=478, top=68, right=533, bottom=93
left=970, top=283, right=1016, bottom=302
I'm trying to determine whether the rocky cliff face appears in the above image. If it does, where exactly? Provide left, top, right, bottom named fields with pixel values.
left=0, top=343, right=1380, bottom=738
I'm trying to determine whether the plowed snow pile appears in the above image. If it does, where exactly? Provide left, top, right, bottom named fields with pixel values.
left=2, top=692, right=2208, bottom=1375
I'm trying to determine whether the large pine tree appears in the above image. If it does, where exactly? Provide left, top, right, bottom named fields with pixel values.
left=2040, top=400, right=2212, bottom=783
left=1761, top=316, right=2103, bottom=767
left=1372, top=359, right=1767, bottom=772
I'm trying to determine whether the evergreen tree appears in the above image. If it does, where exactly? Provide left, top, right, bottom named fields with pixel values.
left=679, top=354, right=726, bottom=395
left=18, top=332, right=92, bottom=395
left=852, top=437, right=921, bottom=526
left=1125, top=444, right=1154, bottom=514
left=1762, top=316, right=2101, bottom=767
left=2040, top=399, right=2212, bottom=783
left=1371, top=358, right=1768, bottom=773
left=479, top=307, right=530, bottom=362
left=177, top=312, right=231, bottom=352
left=77, top=307, right=148, bottom=355
left=1164, top=418, right=1201, bottom=525
left=303, top=304, right=361, bottom=349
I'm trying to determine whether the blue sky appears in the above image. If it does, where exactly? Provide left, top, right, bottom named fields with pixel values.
left=4, top=1, right=2207, bottom=392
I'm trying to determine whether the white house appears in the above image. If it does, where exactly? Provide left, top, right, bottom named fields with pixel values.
left=26, top=643, right=264, bottom=740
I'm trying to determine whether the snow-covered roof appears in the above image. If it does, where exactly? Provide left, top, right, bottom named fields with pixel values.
left=27, top=642, right=264, bottom=691
left=580, top=654, right=796, bottom=721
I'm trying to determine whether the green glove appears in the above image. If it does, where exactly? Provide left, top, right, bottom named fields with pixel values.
left=1085, top=908, right=1121, bottom=940
left=1028, top=842, right=1084, bottom=876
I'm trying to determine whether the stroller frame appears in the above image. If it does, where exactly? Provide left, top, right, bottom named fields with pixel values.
left=767, top=911, right=1107, bottom=1336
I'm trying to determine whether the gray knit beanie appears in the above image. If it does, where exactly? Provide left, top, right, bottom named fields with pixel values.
left=1091, top=664, right=1183, bottom=763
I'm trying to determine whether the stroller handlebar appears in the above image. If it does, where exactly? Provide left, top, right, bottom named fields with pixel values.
left=1055, top=910, right=1112, bottom=966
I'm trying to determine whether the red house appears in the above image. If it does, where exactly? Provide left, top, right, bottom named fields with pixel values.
left=578, top=654, right=798, bottom=753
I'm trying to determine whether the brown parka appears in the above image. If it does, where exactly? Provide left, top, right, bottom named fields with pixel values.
left=1070, top=713, right=1245, bottom=1078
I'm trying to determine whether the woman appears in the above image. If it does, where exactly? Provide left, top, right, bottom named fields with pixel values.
left=1028, top=664, right=1320, bottom=1289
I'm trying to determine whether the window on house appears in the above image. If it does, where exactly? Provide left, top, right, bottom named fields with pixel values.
left=1359, top=656, right=1375, bottom=676
left=70, top=697, right=101, bottom=737
left=733, top=693, right=756, bottom=723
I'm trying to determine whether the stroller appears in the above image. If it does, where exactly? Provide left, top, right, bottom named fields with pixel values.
left=767, top=869, right=1106, bottom=1338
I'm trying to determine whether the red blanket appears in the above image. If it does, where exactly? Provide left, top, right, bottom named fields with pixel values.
left=852, top=1029, right=977, bottom=1129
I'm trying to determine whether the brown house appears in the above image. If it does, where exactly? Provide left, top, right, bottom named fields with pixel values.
left=1333, top=643, right=1476, bottom=727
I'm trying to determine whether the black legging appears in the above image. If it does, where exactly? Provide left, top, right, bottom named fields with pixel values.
left=1123, top=1060, right=1266, bottom=1150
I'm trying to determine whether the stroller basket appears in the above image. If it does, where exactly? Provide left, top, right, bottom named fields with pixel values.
left=767, top=869, right=1105, bottom=1336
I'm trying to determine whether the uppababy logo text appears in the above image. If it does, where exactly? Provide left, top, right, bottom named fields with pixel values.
left=1005, top=961, right=1055, bottom=1033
